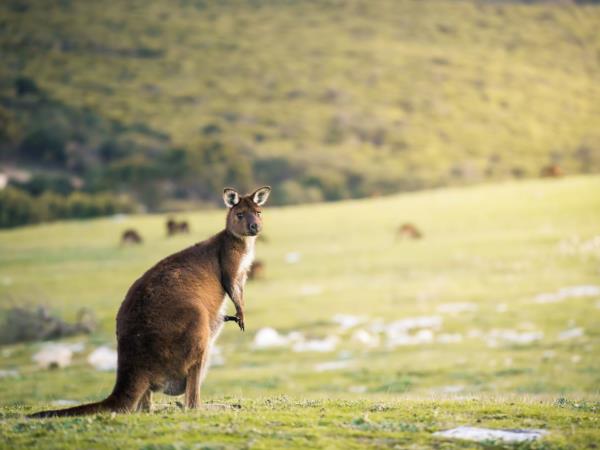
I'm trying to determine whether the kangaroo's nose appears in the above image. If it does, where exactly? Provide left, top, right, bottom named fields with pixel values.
left=249, top=223, right=259, bottom=233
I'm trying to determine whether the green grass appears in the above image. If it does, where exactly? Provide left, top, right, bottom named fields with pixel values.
left=1, top=398, right=599, bottom=449
left=1, top=176, right=600, bottom=448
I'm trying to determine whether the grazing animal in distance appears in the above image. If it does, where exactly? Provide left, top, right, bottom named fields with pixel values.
left=29, top=186, right=272, bottom=418
left=540, top=164, right=563, bottom=178
left=397, top=223, right=423, bottom=240
left=121, top=229, right=143, bottom=245
left=166, top=219, right=190, bottom=236
left=248, top=260, right=265, bottom=280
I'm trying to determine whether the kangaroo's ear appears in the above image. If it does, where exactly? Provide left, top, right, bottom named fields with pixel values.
left=251, top=186, right=271, bottom=206
left=223, top=188, right=240, bottom=208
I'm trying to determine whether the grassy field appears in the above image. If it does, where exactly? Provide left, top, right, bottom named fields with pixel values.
left=0, top=176, right=599, bottom=448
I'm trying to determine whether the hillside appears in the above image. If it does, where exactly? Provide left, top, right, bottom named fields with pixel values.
left=1, top=0, right=600, bottom=212
left=0, top=176, right=599, bottom=448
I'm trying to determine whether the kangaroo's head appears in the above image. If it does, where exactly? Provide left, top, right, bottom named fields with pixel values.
left=223, top=186, right=271, bottom=237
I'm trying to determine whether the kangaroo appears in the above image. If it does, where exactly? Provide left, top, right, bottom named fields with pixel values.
left=397, top=223, right=423, bottom=240
left=121, top=228, right=143, bottom=245
left=29, top=186, right=271, bottom=418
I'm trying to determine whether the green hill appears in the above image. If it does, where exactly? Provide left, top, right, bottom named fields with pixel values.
left=1, top=0, right=600, bottom=214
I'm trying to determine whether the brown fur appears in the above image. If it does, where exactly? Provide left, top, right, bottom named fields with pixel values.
left=397, top=223, right=423, bottom=240
left=29, top=186, right=271, bottom=418
left=121, top=229, right=143, bottom=245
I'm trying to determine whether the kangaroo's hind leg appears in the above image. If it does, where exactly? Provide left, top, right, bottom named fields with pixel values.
left=184, top=352, right=206, bottom=409
left=137, top=389, right=153, bottom=412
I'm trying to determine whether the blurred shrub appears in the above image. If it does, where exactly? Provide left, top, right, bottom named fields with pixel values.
left=14, top=76, right=40, bottom=97
left=0, top=187, right=40, bottom=228
left=18, top=128, right=68, bottom=166
left=0, top=187, right=134, bottom=228
left=275, top=180, right=324, bottom=205
left=11, top=173, right=74, bottom=196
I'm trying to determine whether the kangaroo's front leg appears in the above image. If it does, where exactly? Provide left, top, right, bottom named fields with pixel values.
left=222, top=274, right=245, bottom=331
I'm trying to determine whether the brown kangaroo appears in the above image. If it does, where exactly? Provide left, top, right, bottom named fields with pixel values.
left=121, top=228, right=143, bottom=245
left=397, top=223, right=423, bottom=240
left=166, top=219, right=190, bottom=236
left=29, top=186, right=271, bottom=418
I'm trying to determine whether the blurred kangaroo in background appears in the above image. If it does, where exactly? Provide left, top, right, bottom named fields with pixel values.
left=121, top=228, right=143, bottom=245
left=29, top=186, right=271, bottom=418
left=166, top=218, right=190, bottom=236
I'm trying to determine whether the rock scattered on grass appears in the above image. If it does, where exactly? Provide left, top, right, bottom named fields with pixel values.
left=558, top=327, right=584, bottom=341
left=87, top=346, right=117, bottom=371
left=293, top=335, right=338, bottom=353
left=485, top=329, right=543, bottom=347
left=436, top=303, right=477, bottom=314
left=332, top=314, right=367, bottom=330
left=209, top=345, right=225, bottom=367
left=434, top=426, right=548, bottom=443
left=351, top=329, right=380, bottom=347
left=51, top=399, right=78, bottom=407
left=313, top=360, right=354, bottom=372
left=533, top=285, right=600, bottom=304
left=284, top=252, right=301, bottom=264
left=0, top=369, right=19, bottom=378
left=252, top=327, right=303, bottom=349
left=299, top=284, right=323, bottom=296
left=33, top=344, right=73, bottom=369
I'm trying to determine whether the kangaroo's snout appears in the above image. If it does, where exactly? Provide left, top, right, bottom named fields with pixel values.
left=248, top=222, right=260, bottom=235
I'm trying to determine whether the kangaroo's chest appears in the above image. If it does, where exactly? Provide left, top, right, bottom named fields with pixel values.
left=237, top=244, right=255, bottom=282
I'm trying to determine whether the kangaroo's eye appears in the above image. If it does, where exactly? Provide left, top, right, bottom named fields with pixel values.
left=236, top=213, right=244, bottom=220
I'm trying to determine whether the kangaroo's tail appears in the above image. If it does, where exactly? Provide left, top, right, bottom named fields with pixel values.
left=28, top=370, right=149, bottom=418
left=28, top=399, right=113, bottom=418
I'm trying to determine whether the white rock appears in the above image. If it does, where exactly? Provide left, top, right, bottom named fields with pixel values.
left=387, top=329, right=434, bottom=348
left=313, top=360, right=353, bottom=372
left=384, top=317, right=442, bottom=336
left=437, top=333, right=463, bottom=344
left=33, top=344, right=73, bottom=369
left=438, top=385, right=464, bottom=393
left=332, top=314, right=366, bottom=330
left=252, top=327, right=292, bottom=349
left=65, top=342, right=85, bottom=353
left=496, top=303, right=508, bottom=313
left=349, top=385, right=367, bottom=393
left=351, top=329, right=380, bottom=347
left=434, top=426, right=548, bottom=443
left=284, top=252, right=301, bottom=264
left=436, top=303, right=477, bottom=314
left=292, top=336, right=338, bottom=353
left=299, top=284, right=323, bottom=296
left=87, top=346, right=118, bottom=371
left=534, top=285, right=600, bottom=304
left=558, top=327, right=584, bottom=341
left=209, top=346, right=225, bottom=367
left=51, top=399, right=78, bottom=407
left=486, top=329, right=543, bottom=347
left=0, top=369, right=19, bottom=378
